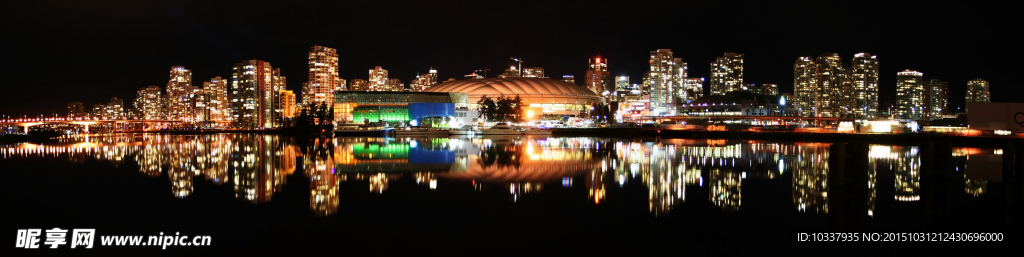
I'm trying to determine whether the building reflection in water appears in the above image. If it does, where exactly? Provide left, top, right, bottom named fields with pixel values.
left=5, top=133, right=1011, bottom=219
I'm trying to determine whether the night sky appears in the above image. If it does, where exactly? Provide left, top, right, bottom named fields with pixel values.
left=1, top=0, right=1014, bottom=117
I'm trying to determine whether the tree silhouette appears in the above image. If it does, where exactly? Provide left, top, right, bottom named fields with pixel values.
left=317, top=102, right=329, bottom=126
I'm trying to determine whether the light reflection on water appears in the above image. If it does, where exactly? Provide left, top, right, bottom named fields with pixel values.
left=0, top=133, right=1006, bottom=218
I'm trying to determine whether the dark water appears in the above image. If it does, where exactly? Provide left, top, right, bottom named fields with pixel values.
left=3, top=133, right=1022, bottom=254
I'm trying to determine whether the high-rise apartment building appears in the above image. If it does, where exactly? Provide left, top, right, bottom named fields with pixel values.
left=276, top=90, right=296, bottom=125
left=105, top=97, right=124, bottom=119
left=709, top=53, right=743, bottom=96
left=387, top=78, right=404, bottom=92
left=135, top=86, right=163, bottom=120
left=923, top=78, right=946, bottom=120
left=814, top=53, right=849, bottom=118
left=965, top=78, right=990, bottom=113
left=166, top=66, right=192, bottom=120
left=793, top=57, right=818, bottom=117
left=681, top=78, right=704, bottom=101
left=204, top=77, right=230, bottom=123
left=350, top=79, right=368, bottom=91
left=410, top=69, right=438, bottom=92
left=231, top=60, right=274, bottom=129
left=188, top=87, right=209, bottom=124
left=306, top=45, right=340, bottom=108
left=895, top=70, right=924, bottom=120
left=586, top=57, right=611, bottom=95
left=644, top=49, right=684, bottom=115
left=369, top=66, right=389, bottom=91
left=850, top=53, right=879, bottom=118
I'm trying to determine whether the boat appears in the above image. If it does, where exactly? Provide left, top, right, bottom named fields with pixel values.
left=477, top=123, right=522, bottom=135
left=334, top=123, right=393, bottom=137
left=448, top=125, right=478, bottom=135
left=392, top=127, right=450, bottom=137
left=520, top=127, right=552, bottom=135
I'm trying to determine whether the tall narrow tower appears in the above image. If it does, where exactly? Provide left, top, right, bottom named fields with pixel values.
left=585, top=56, right=610, bottom=96
left=306, top=45, right=339, bottom=107
left=167, top=66, right=192, bottom=120
left=850, top=53, right=879, bottom=118
left=709, top=53, right=743, bottom=95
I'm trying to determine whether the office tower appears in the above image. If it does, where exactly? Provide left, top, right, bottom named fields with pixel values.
left=681, top=78, right=704, bottom=101
left=231, top=60, right=274, bottom=129
left=965, top=78, right=990, bottom=113
left=369, top=66, right=389, bottom=91
left=895, top=70, right=924, bottom=120
left=923, top=78, right=946, bottom=120
left=166, top=66, right=192, bottom=120
left=586, top=57, right=611, bottom=95
left=522, top=67, right=544, bottom=78
left=134, top=86, right=161, bottom=120
left=644, top=49, right=684, bottom=115
left=709, top=53, right=743, bottom=95
left=306, top=45, right=340, bottom=108
left=204, top=77, right=229, bottom=123
left=67, top=102, right=85, bottom=118
left=562, top=75, right=575, bottom=85
left=793, top=57, right=817, bottom=117
left=851, top=53, right=879, bottom=118
left=745, top=83, right=778, bottom=96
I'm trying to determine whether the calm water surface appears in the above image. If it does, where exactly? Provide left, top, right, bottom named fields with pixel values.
left=3, top=133, right=1021, bottom=254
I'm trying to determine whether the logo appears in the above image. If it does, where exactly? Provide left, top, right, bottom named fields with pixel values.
left=1015, top=112, right=1024, bottom=127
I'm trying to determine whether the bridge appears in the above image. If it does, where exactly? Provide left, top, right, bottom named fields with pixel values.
left=0, top=117, right=185, bottom=133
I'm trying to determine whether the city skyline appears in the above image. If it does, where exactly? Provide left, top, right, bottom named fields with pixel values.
left=1, top=1, right=1015, bottom=117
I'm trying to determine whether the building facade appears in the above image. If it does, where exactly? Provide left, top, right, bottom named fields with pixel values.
left=231, top=60, right=274, bottom=129
left=709, top=52, right=743, bottom=96
left=895, top=70, right=924, bottom=120
left=644, top=49, right=684, bottom=115
left=923, top=78, right=946, bottom=120
left=306, top=45, right=340, bottom=108
left=204, top=77, right=230, bottom=124
left=965, top=78, right=990, bottom=113
left=369, top=66, right=389, bottom=91
left=166, top=66, right=192, bottom=120
left=793, top=57, right=817, bottom=117
left=850, top=53, right=879, bottom=118
left=585, top=57, right=610, bottom=95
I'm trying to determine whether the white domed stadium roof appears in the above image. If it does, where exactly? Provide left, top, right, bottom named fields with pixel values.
left=423, top=78, right=599, bottom=96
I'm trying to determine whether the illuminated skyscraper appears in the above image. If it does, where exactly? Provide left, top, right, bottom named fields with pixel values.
left=895, top=70, right=924, bottom=120
left=923, top=78, right=946, bottom=120
left=105, top=97, right=124, bottom=119
left=231, top=60, right=274, bottom=129
left=814, top=53, right=849, bottom=117
left=965, top=78, right=990, bottom=113
left=135, top=86, right=163, bottom=120
left=851, top=53, right=879, bottom=118
left=387, top=78, right=404, bottom=92
left=166, top=66, right=192, bottom=120
left=204, top=77, right=229, bottom=124
left=369, top=66, right=389, bottom=91
left=644, top=49, right=684, bottom=115
left=306, top=45, right=340, bottom=108
left=585, top=57, right=610, bottom=95
left=793, top=57, right=817, bottom=117
left=709, top=52, right=743, bottom=95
